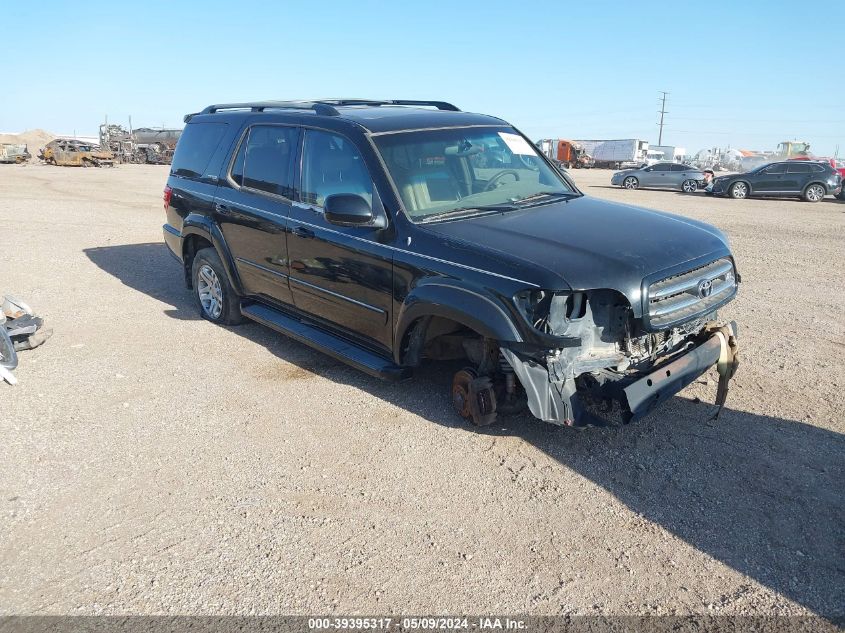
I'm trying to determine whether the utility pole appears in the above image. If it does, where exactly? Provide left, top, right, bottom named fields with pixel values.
left=657, top=91, right=669, bottom=145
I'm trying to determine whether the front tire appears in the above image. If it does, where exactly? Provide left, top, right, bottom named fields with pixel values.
left=729, top=182, right=748, bottom=199
left=623, top=176, right=639, bottom=190
left=191, top=248, right=244, bottom=325
left=682, top=179, right=698, bottom=193
left=803, top=183, right=825, bottom=203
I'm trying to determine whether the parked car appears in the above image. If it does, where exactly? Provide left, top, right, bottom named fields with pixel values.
left=163, top=99, right=740, bottom=428
left=789, top=156, right=845, bottom=200
left=611, top=163, right=705, bottom=192
left=709, top=160, right=842, bottom=202
left=0, top=143, right=31, bottom=164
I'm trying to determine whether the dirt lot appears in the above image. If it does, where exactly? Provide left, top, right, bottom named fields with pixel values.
left=1, top=164, right=843, bottom=617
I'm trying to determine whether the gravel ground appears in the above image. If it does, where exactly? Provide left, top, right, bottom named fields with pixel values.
left=0, top=164, right=843, bottom=617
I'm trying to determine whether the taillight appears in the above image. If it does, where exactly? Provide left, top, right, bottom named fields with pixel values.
left=163, top=185, right=172, bottom=211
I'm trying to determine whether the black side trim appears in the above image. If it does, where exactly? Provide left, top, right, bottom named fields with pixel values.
left=235, top=257, right=289, bottom=281
left=241, top=303, right=410, bottom=382
left=289, top=276, right=386, bottom=316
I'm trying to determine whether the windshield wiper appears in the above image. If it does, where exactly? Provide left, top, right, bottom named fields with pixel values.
left=512, top=191, right=578, bottom=205
left=418, top=204, right=516, bottom=223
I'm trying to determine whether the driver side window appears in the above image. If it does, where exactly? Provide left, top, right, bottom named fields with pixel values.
left=301, top=130, right=373, bottom=208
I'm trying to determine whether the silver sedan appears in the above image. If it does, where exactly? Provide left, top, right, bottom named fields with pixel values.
left=610, top=162, right=705, bottom=192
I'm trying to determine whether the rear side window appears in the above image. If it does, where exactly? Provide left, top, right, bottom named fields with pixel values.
left=171, top=122, right=228, bottom=178
left=787, top=163, right=811, bottom=174
left=810, top=164, right=826, bottom=173
left=230, top=125, right=298, bottom=197
left=670, top=164, right=688, bottom=171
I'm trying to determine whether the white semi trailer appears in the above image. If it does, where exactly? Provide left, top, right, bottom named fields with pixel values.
left=573, top=139, right=649, bottom=169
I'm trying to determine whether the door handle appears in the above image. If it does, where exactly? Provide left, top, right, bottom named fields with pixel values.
left=292, top=226, right=314, bottom=238
left=214, top=202, right=231, bottom=215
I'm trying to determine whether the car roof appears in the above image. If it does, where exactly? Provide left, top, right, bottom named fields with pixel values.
left=186, top=100, right=507, bottom=134
left=330, top=105, right=505, bottom=133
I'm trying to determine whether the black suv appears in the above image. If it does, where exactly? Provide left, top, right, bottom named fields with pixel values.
left=163, top=99, right=740, bottom=427
left=710, top=160, right=842, bottom=201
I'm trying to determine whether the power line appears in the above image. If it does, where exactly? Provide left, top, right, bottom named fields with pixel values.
left=657, top=91, right=669, bottom=145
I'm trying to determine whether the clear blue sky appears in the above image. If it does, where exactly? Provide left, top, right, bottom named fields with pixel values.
left=5, top=1, right=845, bottom=156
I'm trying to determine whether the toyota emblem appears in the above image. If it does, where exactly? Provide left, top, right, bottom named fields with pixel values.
left=698, top=279, right=713, bottom=298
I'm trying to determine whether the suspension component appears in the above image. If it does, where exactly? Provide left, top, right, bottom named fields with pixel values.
left=451, top=367, right=497, bottom=426
left=499, top=351, right=516, bottom=396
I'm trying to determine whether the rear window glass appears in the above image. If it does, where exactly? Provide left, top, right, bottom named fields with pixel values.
left=787, top=163, right=811, bottom=174
left=171, top=122, right=227, bottom=178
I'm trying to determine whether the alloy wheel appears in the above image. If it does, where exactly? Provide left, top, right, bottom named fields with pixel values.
left=682, top=179, right=697, bottom=193
left=731, top=182, right=747, bottom=199
left=806, top=185, right=825, bottom=202
left=623, top=177, right=638, bottom=189
left=197, top=264, right=224, bottom=319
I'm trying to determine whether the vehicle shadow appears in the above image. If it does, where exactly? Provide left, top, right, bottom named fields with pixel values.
left=85, top=242, right=845, bottom=619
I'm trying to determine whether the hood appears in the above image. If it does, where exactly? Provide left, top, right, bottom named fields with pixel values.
left=421, top=196, right=731, bottom=312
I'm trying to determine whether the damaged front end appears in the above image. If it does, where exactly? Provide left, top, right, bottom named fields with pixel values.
left=502, top=258, right=740, bottom=426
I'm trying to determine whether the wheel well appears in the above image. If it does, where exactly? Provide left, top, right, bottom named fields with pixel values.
left=400, top=316, right=490, bottom=368
left=182, top=234, right=214, bottom=288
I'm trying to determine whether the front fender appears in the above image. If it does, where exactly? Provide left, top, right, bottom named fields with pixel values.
left=181, top=215, right=244, bottom=295
left=394, top=280, right=523, bottom=364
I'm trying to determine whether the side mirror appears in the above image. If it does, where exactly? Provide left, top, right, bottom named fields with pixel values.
left=324, top=194, right=378, bottom=227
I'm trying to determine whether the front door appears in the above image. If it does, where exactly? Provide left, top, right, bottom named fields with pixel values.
left=754, top=163, right=787, bottom=193
left=215, top=124, right=300, bottom=306
left=287, top=128, right=393, bottom=353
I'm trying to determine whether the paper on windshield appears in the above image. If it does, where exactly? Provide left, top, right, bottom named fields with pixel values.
left=498, top=132, right=535, bottom=155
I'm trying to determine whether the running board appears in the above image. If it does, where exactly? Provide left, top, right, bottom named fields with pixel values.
left=241, top=302, right=410, bottom=382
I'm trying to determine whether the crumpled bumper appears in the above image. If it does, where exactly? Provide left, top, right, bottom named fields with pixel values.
left=623, top=321, right=739, bottom=421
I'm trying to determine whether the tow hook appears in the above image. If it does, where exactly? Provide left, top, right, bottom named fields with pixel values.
left=707, top=322, right=740, bottom=420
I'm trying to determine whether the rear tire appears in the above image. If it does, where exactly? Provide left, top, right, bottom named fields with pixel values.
left=623, top=176, right=639, bottom=190
left=803, top=183, right=825, bottom=203
left=191, top=247, right=244, bottom=325
left=729, top=182, right=748, bottom=199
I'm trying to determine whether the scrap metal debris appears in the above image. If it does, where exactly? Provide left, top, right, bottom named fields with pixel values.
left=0, top=296, right=53, bottom=385
left=39, top=139, right=114, bottom=167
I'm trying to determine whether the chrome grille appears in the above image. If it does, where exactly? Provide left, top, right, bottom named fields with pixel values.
left=647, top=258, right=736, bottom=328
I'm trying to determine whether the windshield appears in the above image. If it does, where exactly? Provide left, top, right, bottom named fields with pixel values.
left=373, top=126, right=576, bottom=222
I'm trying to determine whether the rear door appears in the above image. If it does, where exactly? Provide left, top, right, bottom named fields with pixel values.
left=287, top=128, right=393, bottom=353
left=669, top=163, right=691, bottom=187
left=784, top=162, right=811, bottom=193
left=215, top=124, right=300, bottom=306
